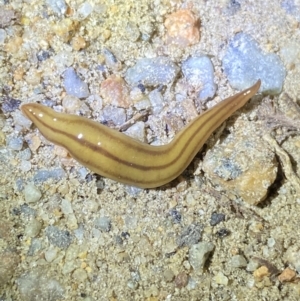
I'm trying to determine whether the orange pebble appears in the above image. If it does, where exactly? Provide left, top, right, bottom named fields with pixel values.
left=278, top=268, right=296, bottom=283
left=100, top=75, right=130, bottom=108
left=164, top=9, right=200, bottom=47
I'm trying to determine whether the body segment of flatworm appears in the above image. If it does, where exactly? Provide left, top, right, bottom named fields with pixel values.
left=21, top=80, right=261, bottom=188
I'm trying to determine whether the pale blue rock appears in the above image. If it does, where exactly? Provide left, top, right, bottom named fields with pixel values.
left=125, top=57, right=179, bottom=86
left=182, top=56, right=217, bottom=101
left=45, top=0, right=67, bottom=15
left=222, top=33, right=286, bottom=94
left=63, top=67, right=89, bottom=98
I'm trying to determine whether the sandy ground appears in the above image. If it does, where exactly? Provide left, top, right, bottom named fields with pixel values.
left=1, top=0, right=300, bottom=300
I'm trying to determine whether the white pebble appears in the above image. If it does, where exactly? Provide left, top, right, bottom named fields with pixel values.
left=24, top=183, right=42, bottom=203
left=77, top=2, right=93, bottom=19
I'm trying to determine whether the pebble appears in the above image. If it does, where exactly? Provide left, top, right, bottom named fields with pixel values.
left=61, top=199, right=74, bottom=215
left=20, top=160, right=31, bottom=172
left=62, top=95, right=81, bottom=113
left=189, top=241, right=215, bottom=271
left=0, top=250, right=20, bottom=286
left=63, top=67, right=89, bottom=99
left=163, top=269, right=175, bottom=282
left=101, top=106, right=126, bottom=126
left=94, top=216, right=111, bottom=232
left=33, top=168, right=66, bottom=183
left=182, top=56, right=216, bottom=101
left=71, top=36, right=87, bottom=51
left=177, top=223, right=203, bottom=247
left=124, top=121, right=145, bottom=142
left=16, top=270, right=64, bottom=301
left=125, top=21, right=140, bottom=42
left=222, top=32, right=286, bottom=94
left=148, top=89, right=164, bottom=114
left=210, top=212, right=225, bottom=226
left=202, top=133, right=278, bottom=205
left=100, top=75, right=131, bottom=108
left=45, top=0, right=67, bottom=15
left=103, top=48, right=121, bottom=70
left=125, top=57, right=179, bottom=86
left=77, top=2, right=93, bottom=20
left=7, top=136, right=23, bottom=150
left=174, top=272, right=189, bottom=288
left=284, top=245, right=300, bottom=273
left=253, top=266, right=270, bottom=280
left=278, top=267, right=296, bottom=282
left=23, top=183, right=42, bottom=203
left=14, top=110, right=32, bottom=129
left=24, top=219, right=42, bottom=237
left=72, top=268, right=88, bottom=282
left=164, top=9, right=200, bottom=47
left=27, top=238, right=42, bottom=256
left=230, top=255, right=247, bottom=268
left=45, top=225, right=72, bottom=249
left=44, top=247, right=58, bottom=262
left=1, top=96, right=21, bottom=113
left=18, top=148, right=32, bottom=160
left=213, top=272, right=229, bottom=286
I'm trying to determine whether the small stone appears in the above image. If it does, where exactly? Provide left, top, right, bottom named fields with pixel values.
left=177, top=224, right=203, bottom=247
left=72, top=268, right=88, bottom=282
left=210, top=212, right=225, bottom=226
left=182, top=56, right=216, bottom=101
left=20, top=160, right=31, bottom=172
left=28, top=238, right=42, bottom=256
left=253, top=266, right=270, bottom=280
left=125, top=121, right=145, bottom=143
left=77, top=2, right=93, bottom=19
left=33, top=168, right=66, bottom=183
left=44, top=247, right=58, bottom=262
left=7, top=137, right=23, bottom=150
left=103, top=48, right=121, bottom=70
left=24, top=183, right=42, bottom=203
left=125, top=21, right=140, bottom=42
left=61, top=199, right=73, bottom=215
left=94, top=216, right=111, bottom=232
left=45, top=0, right=67, bottom=15
left=202, top=133, right=278, bottom=205
left=45, top=225, right=72, bottom=249
left=101, top=106, right=126, bottom=126
left=163, top=269, right=175, bottom=282
left=189, top=241, right=215, bottom=271
left=213, top=272, right=229, bottom=286
left=1, top=96, right=21, bottom=113
left=125, top=57, right=179, bottom=86
left=71, top=36, right=86, bottom=51
left=284, top=245, right=300, bottom=273
left=0, top=9, right=16, bottom=28
left=222, top=32, right=286, bottom=94
left=278, top=267, right=296, bottom=282
left=174, top=272, right=188, bottom=288
left=100, top=75, right=130, bottom=108
left=164, top=9, right=200, bottom=47
left=230, top=255, right=247, bottom=268
left=24, top=219, right=42, bottom=237
left=0, top=250, right=20, bottom=286
left=148, top=89, right=164, bottom=114
left=63, top=67, right=89, bottom=98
